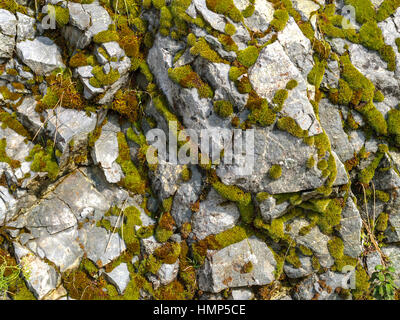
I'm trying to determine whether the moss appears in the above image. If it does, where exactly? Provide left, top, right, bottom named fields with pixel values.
left=270, top=9, right=289, bottom=32
left=224, top=23, right=236, bottom=36
left=269, top=164, right=282, bottom=180
left=25, top=141, right=59, bottom=180
left=0, top=86, right=21, bottom=101
left=327, top=236, right=357, bottom=271
left=299, top=245, right=313, bottom=256
left=358, top=145, right=386, bottom=185
left=236, top=76, right=253, bottom=94
left=0, top=0, right=27, bottom=14
left=396, top=38, right=400, bottom=53
left=286, top=79, right=298, bottom=90
left=154, top=242, right=181, bottom=264
left=159, top=6, right=173, bottom=35
left=272, top=89, right=288, bottom=112
left=116, top=132, right=146, bottom=194
left=229, top=66, right=246, bottom=81
left=317, top=159, right=328, bottom=171
left=375, top=190, right=390, bottom=203
left=168, top=65, right=213, bottom=99
left=155, top=212, right=175, bottom=243
left=311, top=255, right=321, bottom=271
left=307, top=57, right=326, bottom=88
left=89, top=65, right=120, bottom=88
left=375, top=212, right=389, bottom=232
left=152, top=0, right=166, bottom=9
left=376, top=0, right=400, bottom=21
left=242, top=4, right=255, bottom=18
left=256, top=192, right=270, bottom=202
left=285, top=248, right=301, bottom=268
left=190, top=38, right=228, bottom=64
left=307, top=156, right=315, bottom=169
left=306, top=198, right=343, bottom=235
left=241, top=261, right=253, bottom=273
left=218, top=34, right=239, bottom=52
left=344, top=0, right=376, bottom=24
left=373, top=90, right=385, bottom=103
left=62, top=270, right=109, bottom=300
left=187, top=33, right=196, bottom=47
left=93, top=30, right=119, bottom=43
left=206, top=0, right=243, bottom=23
left=181, top=166, right=191, bottom=181
left=0, top=138, right=20, bottom=169
left=352, top=264, right=371, bottom=300
left=379, top=44, right=396, bottom=71
left=387, top=109, right=400, bottom=145
left=237, top=46, right=259, bottom=68
left=277, top=117, right=308, bottom=138
left=0, top=111, right=30, bottom=138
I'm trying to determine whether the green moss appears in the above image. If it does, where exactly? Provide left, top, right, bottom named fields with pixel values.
left=256, top=192, right=270, bottom=202
left=379, top=44, right=396, bottom=71
left=375, top=212, right=389, bottom=232
left=187, top=33, right=196, bottom=47
left=248, top=99, right=276, bottom=126
left=307, top=57, right=326, bottom=88
left=206, top=0, right=243, bottom=23
left=387, top=109, right=400, bottom=145
left=154, top=242, right=181, bottom=264
left=181, top=166, right=191, bottom=181
left=152, top=0, right=166, bottom=9
left=116, top=132, right=146, bottom=194
left=270, top=9, right=289, bottom=32
left=277, top=117, right=308, bottom=138
left=0, top=86, right=21, bottom=101
left=327, top=236, right=357, bottom=271
left=358, top=145, right=386, bottom=185
left=89, top=65, right=120, bottom=88
left=373, top=90, right=385, bottom=103
left=285, top=248, right=301, bottom=268
left=190, top=38, right=228, bottom=64
left=159, top=6, right=173, bottom=36
left=236, top=76, right=253, bottom=94
left=272, top=89, right=288, bottom=112
left=306, top=198, right=343, bottom=235
left=285, top=79, right=298, bottom=90
left=299, top=245, right=313, bottom=256
left=317, top=159, right=328, bottom=171
left=168, top=65, right=213, bottom=99
left=396, top=38, right=400, bottom=53
left=344, top=0, right=376, bottom=24
left=0, top=138, right=20, bottom=169
left=214, top=100, right=233, bottom=118
left=311, top=255, right=321, bottom=271
left=269, top=164, right=282, bottom=180
left=229, top=66, right=246, bottom=81
left=376, top=0, right=400, bottom=22
left=25, top=141, right=59, bottom=180
left=224, top=23, right=236, bottom=35
left=218, top=34, right=238, bottom=52
left=93, top=30, right=119, bottom=43
left=0, top=111, right=30, bottom=138
left=375, top=190, right=390, bottom=203
left=352, top=264, right=371, bottom=300
left=307, top=156, right=315, bottom=169
left=155, top=211, right=175, bottom=243
left=237, top=46, right=259, bottom=68
left=242, top=4, right=255, bottom=18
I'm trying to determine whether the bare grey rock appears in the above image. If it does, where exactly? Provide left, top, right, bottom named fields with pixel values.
left=339, top=197, right=362, bottom=258
left=198, top=236, right=276, bottom=293
left=104, top=263, right=130, bottom=294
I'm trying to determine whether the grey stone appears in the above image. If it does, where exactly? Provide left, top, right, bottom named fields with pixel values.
left=191, top=189, right=240, bottom=240
left=14, top=243, right=60, bottom=300
left=284, top=255, right=313, bottom=279
left=0, top=9, right=17, bottom=36
left=0, top=33, right=15, bottom=59
left=198, top=236, right=276, bottom=293
left=249, top=41, right=321, bottom=135
left=104, top=263, right=130, bottom=294
left=16, top=37, right=65, bottom=75
left=141, top=235, right=162, bottom=256
left=157, top=260, right=179, bottom=286
left=16, top=12, right=35, bottom=42
left=258, top=196, right=290, bottom=223
left=192, top=0, right=226, bottom=33
left=230, top=288, right=254, bottom=300
left=233, top=0, right=274, bottom=33
left=339, top=197, right=362, bottom=258
left=67, top=2, right=90, bottom=30
left=288, top=218, right=334, bottom=268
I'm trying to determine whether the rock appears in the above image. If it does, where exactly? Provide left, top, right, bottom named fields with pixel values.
left=67, top=2, right=91, bottom=31
left=0, top=9, right=17, bottom=36
left=233, top=0, right=274, bottom=33
left=104, top=263, right=130, bottom=294
left=217, top=128, right=348, bottom=194
left=191, top=189, right=240, bottom=240
left=339, top=197, right=362, bottom=258
left=198, top=236, right=276, bottom=293
left=366, top=251, right=381, bottom=276
left=16, top=12, right=35, bottom=42
left=230, top=288, right=254, bottom=300
left=157, top=260, right=180, bottom=286
left=284, top=255, right=313, bottom=279
left=192, top=0, right=226, bottom=33
left=249, top=41, right=322, bottom=135
left=140, top=235, right=162, bottom=256
left=14, top=242, right=60, bottom=300
left=0, top=33, right=15, bottom=59
left=319, top=99, right=355, bottom=162
left=79, top=225, right=126, bottom=267
left=16, top=37, right=65, bottom=75
left=288, top=218, right=334, bottom=268
left=91, top=115, right=123, bottom=183
left=149, top=160, right=185, bottom=200
left=258, top=196, right=290, bottom=223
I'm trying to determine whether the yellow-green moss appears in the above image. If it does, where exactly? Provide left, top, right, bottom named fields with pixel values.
left=285, top=79, right=298, bottom=90
left=93, top=30, right=119, bottom=43
left=25, top=141, right=59, bottom=180
left=285, top=248, right=301, bottom=268
left=214, top=100, right=233, bottom=118
left=277, top=117, right=308, bottom=138
left=224, top=23, right=236, bottom=36
left=269, top=164, right=282, bottom=180
left=229, top=66, right=246, bottom=81
left=387, top=109, right=400, bottom=145
left=242, top=4, right=255, bottom=18
left=272, top=89, right=288, bottom=112
left=168, top=65, right=213, bottom=98
left=155, top=211, right=175, bottom=243
left=375, top=212, right=389, bottom=232
left=327, top=236, right=357, bottom=271
left=237, top=46, right=259, bottom=68
left=190, top=38, right=228, bottom=64
left=376, top=0, right=400, bottom=21
left=358, top=144, right=386, bottom=185
left=0, top=111, right=30, bottom=138
left=270, top=9, right=289, bottom=32
left=375, top=190, right=390, bottom=203
left=89, top=65, right=120, bottom=88
left=0, top=138, right=20, bottom=169
left=307, top=156, right=315, bottom=169
left=205, top=0, right=243, bottom=23
left=307, top=57, right=326, bottom=88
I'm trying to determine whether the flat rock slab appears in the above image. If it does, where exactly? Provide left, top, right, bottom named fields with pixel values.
left=198, top=236, right=276, bottom=293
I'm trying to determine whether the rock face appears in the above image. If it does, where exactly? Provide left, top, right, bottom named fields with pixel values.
left=16, top=37, right=65, bottom=75
left=2, top=0, right=400, bottom=301
left=198, top=237, right=276, bottom=293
